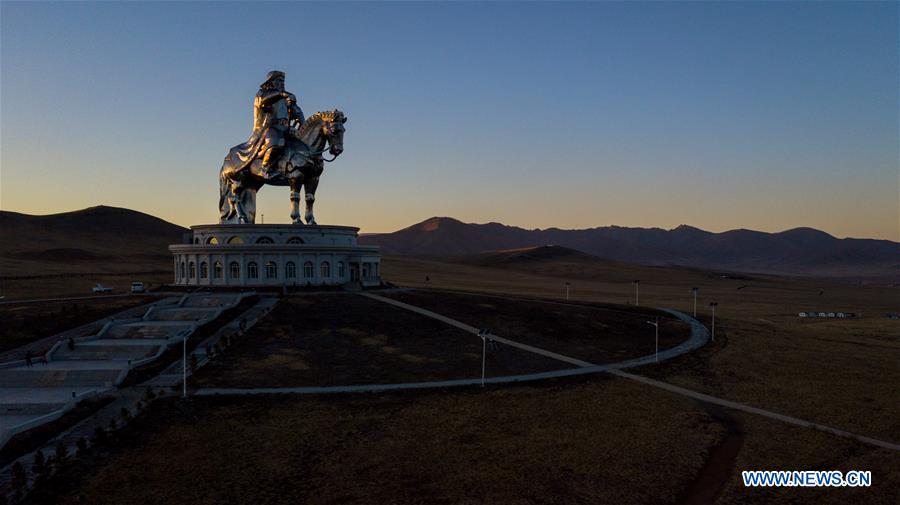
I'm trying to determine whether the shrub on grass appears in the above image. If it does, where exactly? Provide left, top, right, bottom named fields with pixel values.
left=10, top=461, right=26, bottom=500
left=32, top=450, right=47, bottom=483
left=75, top=437, right=89, bottom=456
left=92, top=426, right=107, bottom=446
left=54, top=441, right=68, bottom=465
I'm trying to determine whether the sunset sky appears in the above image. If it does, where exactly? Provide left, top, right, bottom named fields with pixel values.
left=1, top=1, right=897, bottom=240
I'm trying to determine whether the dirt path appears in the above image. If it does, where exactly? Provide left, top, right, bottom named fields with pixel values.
left=677, top=403, right=744, bottom=505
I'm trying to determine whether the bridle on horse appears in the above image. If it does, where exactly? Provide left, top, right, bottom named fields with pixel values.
left=306, top=147, right=340, bottom=163
left=301, top=125, right=342, bottom=162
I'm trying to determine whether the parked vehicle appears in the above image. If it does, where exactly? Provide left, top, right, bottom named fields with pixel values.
left=92, top=284, right=113, bottom=294
left=130, top=281, right=146, bottom=294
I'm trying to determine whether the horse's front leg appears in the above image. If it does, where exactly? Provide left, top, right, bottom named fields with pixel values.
left=289, top=174, right=304, bottom=225
left=220, top=166, right=241, bottom=223
left=304, top=176, right=319, bottom=225
left=230, top=181, right=250, bottom=224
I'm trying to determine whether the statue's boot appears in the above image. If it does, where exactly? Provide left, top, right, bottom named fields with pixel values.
left=261, top=147, right=283, bottom=179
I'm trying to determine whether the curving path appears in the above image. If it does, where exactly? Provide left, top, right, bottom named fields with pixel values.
left=197, top=292, right=900, bottom=452
left=196, top=297, right=707, bottom=396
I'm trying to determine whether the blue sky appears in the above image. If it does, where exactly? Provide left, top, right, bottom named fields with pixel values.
left=1, top=1, right=897, bottom=239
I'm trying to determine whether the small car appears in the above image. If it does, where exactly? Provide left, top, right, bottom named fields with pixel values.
left=130, top=282, right=146, bottom=294
left=92, top=284, right=113, bottom=294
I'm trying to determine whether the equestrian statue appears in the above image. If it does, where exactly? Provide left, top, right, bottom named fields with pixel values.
left=219, top=70, right=346, bottom=224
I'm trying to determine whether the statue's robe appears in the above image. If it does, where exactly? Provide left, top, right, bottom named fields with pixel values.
left=226, top=91, right=305, bottom=177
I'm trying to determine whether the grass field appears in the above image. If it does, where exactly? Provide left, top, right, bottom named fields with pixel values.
left=48, top=380, right=725, bottom=505
left=9, top=253, right=900, bottom=504
left=0, top=271, right=171, bottom=300
left=383, top=290, right=690, bottom=365
left=382, top=256, right=900, bottom=442
left=191, top=294, right=567, bottom=388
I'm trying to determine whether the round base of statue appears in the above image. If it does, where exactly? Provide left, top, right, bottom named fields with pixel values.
left=169, top=224, right=381, bottom=287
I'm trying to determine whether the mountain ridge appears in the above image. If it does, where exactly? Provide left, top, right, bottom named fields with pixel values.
left=360, top=216, right=898, bottom=279
left=2, top=208, right=896, bottom=280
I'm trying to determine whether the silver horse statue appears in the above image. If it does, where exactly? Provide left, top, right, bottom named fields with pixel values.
left=218, top=110, right=347, bottom=224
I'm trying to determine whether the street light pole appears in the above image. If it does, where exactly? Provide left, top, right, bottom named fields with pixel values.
left=691, top=287, right=699, bottom=318
left=478, top=329, right=488, bottom=387
left=709, top=302, right=718, bottom=342
left=646, top=317, right=659, bottom=362
left=565, top=282, right=570, bottom=301
left=633, top=280, right=640, bottom=306
left=182, top=336, right=187, bottom=398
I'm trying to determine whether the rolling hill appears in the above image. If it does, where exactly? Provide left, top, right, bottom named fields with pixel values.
left=2, top=207, right=896, bottom=281
left=361, top=217, right=899, bottom=280
left=0, top=206, right=187, bottom=277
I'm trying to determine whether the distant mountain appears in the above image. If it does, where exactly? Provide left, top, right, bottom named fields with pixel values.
left=455, top=245, right=721, bottom=284
left=462, top=245, right=594, bottom=268
left=360, top=217, right=899, bottom=279
left=0, top=206, right=187, bottom=276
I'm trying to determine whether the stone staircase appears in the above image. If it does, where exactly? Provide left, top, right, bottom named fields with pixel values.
left=50, top=342, right=160, bottom=361
left=0, top=369, right=122, bottom=388
left=0, top=292, right=250, bottom=447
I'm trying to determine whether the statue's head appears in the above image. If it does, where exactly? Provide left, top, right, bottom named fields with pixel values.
left=262, top=70, right=285, bottom=90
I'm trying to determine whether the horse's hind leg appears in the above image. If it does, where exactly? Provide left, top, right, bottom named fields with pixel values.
left=239, top=185, right=258, bottom=224
left=289, top=177, right=303, bottom=224
left=304, top=176, right=319, bottom=225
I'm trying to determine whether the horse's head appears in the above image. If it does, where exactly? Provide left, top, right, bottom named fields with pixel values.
left=321, top=110, right=347, bottom=157
left=296, top=110, right=348, bottom=159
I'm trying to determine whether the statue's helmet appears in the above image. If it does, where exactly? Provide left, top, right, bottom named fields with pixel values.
left=263, top=70, right=285, bottom=86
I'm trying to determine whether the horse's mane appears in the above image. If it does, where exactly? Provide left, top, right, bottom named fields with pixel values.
left=298, top=110, right=343, bottom=138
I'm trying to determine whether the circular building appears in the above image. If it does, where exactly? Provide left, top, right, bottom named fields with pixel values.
left=169, top=224, right=381, bottom=287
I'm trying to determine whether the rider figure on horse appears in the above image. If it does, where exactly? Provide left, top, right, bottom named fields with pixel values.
left=236, top=70, right=306, bottom=177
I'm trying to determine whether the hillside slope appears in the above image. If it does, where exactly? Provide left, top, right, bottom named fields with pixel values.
left=361, top=217, right=899, bottom=280
left=0, top=206, right=187, bottom=277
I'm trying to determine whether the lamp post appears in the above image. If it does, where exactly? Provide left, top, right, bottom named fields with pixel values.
left=478, top=328, right=490, bottom=387
left=709, top=302, right=718, bottom=342
left=646, top=317, right=659, bottom=362
left=633, top=280, right=640, bottom=306
left=182, top=335, right=187, bottom=398
left=565, top=282, right=570, bottom=301
left=691, top=287, right=699, bottom=318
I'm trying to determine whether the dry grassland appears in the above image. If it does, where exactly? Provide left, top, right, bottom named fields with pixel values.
left=55, top=380, right=723, bottom=505
left=191, top=294, right=568, bottom=388
left=382, top=256, right=900, bottom=443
